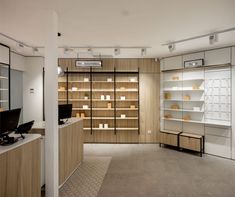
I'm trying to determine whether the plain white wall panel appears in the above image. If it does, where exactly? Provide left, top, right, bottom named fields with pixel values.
left=182, top=52, right=205, bottom=63
left=205, top=47, right=231, bottom=66
left=23, top=57, right=44, bottom=122
left=0, top=44, right=10, bottom=64
left=232, top=47, right=235, bottom=65
left=205, top=134, right=231, bottom=158
left=11, top=52, right=25, bottom=71
left=162, top=56, right=183, bottom=71
left=205, top=126, right=231, bottom=138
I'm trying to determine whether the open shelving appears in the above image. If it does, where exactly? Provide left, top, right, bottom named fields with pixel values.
left=160, top=65, right=232, bottom=137
left=58, top=68, right=140, bottom=136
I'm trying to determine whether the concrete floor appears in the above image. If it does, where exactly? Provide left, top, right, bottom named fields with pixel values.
left=85, top=144, right=235, bottom=197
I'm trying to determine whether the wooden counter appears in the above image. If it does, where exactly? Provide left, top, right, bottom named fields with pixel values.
left=0, top=134, right=41, bottom=197
left=31, top=118, right=84, bottom=186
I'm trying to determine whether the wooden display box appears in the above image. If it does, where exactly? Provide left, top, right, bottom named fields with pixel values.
left=159, top=130, right=181, bottom=147
left=179, top=133, right=204, bottom=156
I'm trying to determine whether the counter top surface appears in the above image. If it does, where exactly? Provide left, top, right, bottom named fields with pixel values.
left=33, top=117, right=82, bottom=130
left=0, top=134, right=41, bottom=155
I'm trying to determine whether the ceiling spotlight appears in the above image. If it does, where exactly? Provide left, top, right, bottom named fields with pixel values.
left=114, top=48, right=120, bottom=56
left=64, top=48, right=73, bottom=55
left=87, top=48, right=93, bottom=55
left=209, top=34, right=218, bottom=45
left=15, top=42, right=24, bottom=52
left=168, top=44, right=175, bottom=52
left=141, top=48, right=147, bottom=56
left=32, top=47, right=39, bottom=54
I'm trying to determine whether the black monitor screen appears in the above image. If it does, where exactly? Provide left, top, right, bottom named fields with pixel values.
left=58, top=104, right=72, bottom=120
left=0, top=108, right=21, bottom=134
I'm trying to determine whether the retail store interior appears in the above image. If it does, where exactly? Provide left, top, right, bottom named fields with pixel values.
left=0, top=0, right=235, bottom=197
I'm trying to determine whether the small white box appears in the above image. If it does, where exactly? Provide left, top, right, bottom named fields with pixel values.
left=120, top=96, right=126, bottom=100
left=107, top=78, right=112, bottom=82
left=84, top=96, right=89, bottom=100
left=121, top=114, right=126, bottom=118
left=104, top=124, right=108, bottom=129
left=101, top=95, right=105, bottom=100
left=130, top=78, right=136, bottom=82
left=193, top=107, right=200, bottom=111
left=71, top=87, right=78, bottom=91
left=106, top=95, right=111, bottom=100
left=84, top=78, right=89, bottom=82
left=99, top=124, right=103, bottom=129
left=83, top=105, right=88, bottom=109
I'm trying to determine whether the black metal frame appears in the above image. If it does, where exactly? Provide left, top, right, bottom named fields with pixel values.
left=0, top=43, right=11, bottom=110
left=183, top=58, right=204, bottom=68
left=63, top=68, right=140, bottom=136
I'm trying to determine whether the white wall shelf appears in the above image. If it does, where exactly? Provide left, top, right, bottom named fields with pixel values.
left=163, top=108, right=204, bottom=113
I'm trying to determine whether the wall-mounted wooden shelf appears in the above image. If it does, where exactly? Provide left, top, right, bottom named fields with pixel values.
left=58, top=69, right=140, bottom=139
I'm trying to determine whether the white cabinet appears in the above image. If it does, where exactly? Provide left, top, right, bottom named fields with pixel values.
left=183, top=52, right=205, bottom=63
left=0, top=44, right=10, bottom=64
left=205, top=47, right=231, bottom=66
left=232, top=47, right=235, bottom=65
left=162, top=56, right=182, bottom=71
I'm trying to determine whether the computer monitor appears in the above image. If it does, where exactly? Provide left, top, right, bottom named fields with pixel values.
left=58, top=104, right=72, bottom=125
left=0, top=108, right=21, bottom=135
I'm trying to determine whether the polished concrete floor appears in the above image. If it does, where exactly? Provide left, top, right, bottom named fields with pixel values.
left=85, top=144, right=235, bottom=197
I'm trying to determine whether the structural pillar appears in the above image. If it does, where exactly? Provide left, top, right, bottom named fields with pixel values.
left=44, top=11, right=59, bottom=197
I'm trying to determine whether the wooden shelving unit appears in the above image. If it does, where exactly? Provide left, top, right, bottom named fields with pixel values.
left=58, top=68, right=140, bottom=142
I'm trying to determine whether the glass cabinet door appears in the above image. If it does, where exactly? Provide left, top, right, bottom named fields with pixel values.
left=0, top=63, right=9, bottom=111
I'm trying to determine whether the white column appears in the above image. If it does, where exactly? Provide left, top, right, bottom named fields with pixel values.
left=44, top=11, right=59, bottom=197
left=232, top=47, right=235, bottom=159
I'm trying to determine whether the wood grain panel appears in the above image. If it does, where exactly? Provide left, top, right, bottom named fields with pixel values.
left=117, top=130, right=139, bottom=143
left=0, top=139, right=41, bottom=197
left=138, top=59, right=160, bottom=73
left=58, top=58, right=161, bottom=144
left=160, top=132, right=178, bottom=146
left=59, top=120, right=84, bottom=185
left=94, top=131, right=116, bottom=143
left=115, top=59, right=139, bottom=71
left=139, top=73, right=160, bottom=143
left=179, top=136, right=201, bottom=152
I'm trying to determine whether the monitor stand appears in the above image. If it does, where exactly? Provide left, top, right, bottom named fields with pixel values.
left=0, top=134, right=18, bottom=146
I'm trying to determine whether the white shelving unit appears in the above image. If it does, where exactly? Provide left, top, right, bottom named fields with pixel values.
left=0, top=60, right=10, bottom=111
left=160, top=65, right=232, bottom=137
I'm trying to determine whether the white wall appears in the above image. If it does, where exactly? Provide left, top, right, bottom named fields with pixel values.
left=11, top=52, right=25, bottom=71
left=23, top=57, right=44, bottom=122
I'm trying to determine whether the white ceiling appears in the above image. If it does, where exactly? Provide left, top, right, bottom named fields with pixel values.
left=0, top=0, right=235, bottom=58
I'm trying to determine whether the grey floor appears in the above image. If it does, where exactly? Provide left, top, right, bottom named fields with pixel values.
left=85, top=144, right=235, bottom=197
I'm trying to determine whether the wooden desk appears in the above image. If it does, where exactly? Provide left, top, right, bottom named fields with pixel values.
left=0, top=134, right=41, bottom=197
left=31, top=118, right=84, bottom=186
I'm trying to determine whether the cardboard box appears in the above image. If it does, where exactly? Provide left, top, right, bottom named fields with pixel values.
left=130, top=105, right=135, bottom=109
left=107, top=103, right=112, bottom=108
